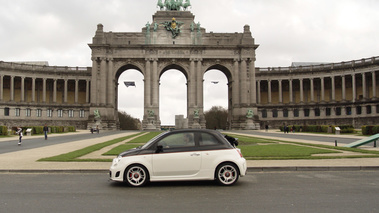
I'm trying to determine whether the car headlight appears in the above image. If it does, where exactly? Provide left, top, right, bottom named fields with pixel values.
left=112, top=156, right=122, bottom=166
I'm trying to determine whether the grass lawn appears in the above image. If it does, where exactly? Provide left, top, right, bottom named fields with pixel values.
left=38, top=131, right=379, bottom=162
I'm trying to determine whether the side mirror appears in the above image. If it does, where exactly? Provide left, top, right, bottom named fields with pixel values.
left=156, top=145, right=163, bottom=153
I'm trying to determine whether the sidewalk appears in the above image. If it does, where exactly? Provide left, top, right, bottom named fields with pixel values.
left=0, top=130, right=378, bottom=173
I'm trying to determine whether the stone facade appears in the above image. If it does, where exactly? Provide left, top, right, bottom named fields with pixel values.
left=0, top=8, right=378, bottom=130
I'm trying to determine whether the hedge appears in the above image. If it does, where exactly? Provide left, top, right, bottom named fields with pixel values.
left=0, top=126, right=8, bottom=136
left=362, top=126, right=379, bottom=135
left=280, top=125, right=354, bottom=134
left=7, top=126, right=76, bottom=135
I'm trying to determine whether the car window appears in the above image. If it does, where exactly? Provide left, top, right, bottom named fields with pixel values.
left=157, top=132, right=195, bottom=148
left=199, top=133, right=222, bottom=146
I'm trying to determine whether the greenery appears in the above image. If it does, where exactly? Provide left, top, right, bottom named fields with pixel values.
left=118, top=111, right=141, bottom=130
left=205, top=106, right=228, bottom=130
left=39, top=131, right=379, bottom=162
left=362, top=125, right=379, bottom=135
left=39, top=132, right=143, bottom=162
left=0, top=126, right=8, bottom=136
left=280, top=125, right=355, bottom=134
left=103, top=132, right=162, bottom=155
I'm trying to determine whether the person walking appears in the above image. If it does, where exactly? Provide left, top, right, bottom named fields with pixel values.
left=16, top=127, right=23, bottom=145
left=43, top=124, right=49, bottom=140
left=96, top=125, right=99, bottom=134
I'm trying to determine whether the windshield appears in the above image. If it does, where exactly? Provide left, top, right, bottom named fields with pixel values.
left=140, top=131, right=169, bottom=149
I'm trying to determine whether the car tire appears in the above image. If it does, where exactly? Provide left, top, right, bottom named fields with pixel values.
left=215, top=163, right=239, bottom=186
left=124, top=164, right=149, bottom=187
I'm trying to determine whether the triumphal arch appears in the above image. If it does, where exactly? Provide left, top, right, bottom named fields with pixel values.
left=88, top=2, right=259, bottom=130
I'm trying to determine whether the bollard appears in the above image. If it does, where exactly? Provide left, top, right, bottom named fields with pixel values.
left=335, top=140, right=338, bottom=147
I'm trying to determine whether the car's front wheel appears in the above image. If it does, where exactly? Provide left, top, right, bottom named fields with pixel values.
left=215, top=163, right=239, bottom=186
left=124, top=164, right=149, bottom=187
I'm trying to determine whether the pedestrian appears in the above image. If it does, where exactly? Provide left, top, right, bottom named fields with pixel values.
left=96, top=125, right=99, bottom=134
left=43, top=124, right=49, bottom=140
left=265, top=124, right=268, bottom=132
left=90, top=127, right=94, bottom=134
left=292, top=125, right=295, bottom=133
left=16, top=127, right=23, bottom=145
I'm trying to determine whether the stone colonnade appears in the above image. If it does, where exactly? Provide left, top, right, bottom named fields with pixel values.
left=0, top=62, right=91, bottom=128
left=256, top=57, right=379, bottom=127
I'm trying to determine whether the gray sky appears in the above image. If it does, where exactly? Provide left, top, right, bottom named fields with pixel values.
left=1, top=0, right=378, bottom=125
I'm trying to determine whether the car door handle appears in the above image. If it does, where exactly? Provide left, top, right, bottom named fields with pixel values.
left=190, top=153, right=200, bottom=157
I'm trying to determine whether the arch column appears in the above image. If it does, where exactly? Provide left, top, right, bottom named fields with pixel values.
left=310, top=78, right=314, bottom=102
left=31, top=77, right=36, bottom=102
left=10, top=76, right=14, bottom=101
left=53, top=79, right=57, bottom=103
left=75, top=79, right=79, bottom=104
left=20, top=77, right=25, bottom=102
left=64, top=79, right=68, bottom=103
left=299, top=78, right=304, bottom=103
left=268, top=80, right=272, bottom=104
left=144, top=59, right=151, bottom=107
left=42, top=78, right=46, bottom=103
left=232, top=59, right=240, bottom=106
left=107, top=58, right=114, bottom=106
left=278, top=79, right=283, bottom=103
left=289, top=79, right=293, bottom=103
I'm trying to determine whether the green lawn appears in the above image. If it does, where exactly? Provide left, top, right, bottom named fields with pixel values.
left=38, top=131, right=379, bottom=162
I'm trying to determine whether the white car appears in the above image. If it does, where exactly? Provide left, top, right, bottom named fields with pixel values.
left=109, top=129, right=247, bottom=187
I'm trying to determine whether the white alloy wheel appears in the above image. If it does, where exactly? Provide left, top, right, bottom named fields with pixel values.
left=215, top=163, right=239, bottom=186
left=124, top=165, right=149, bottom=187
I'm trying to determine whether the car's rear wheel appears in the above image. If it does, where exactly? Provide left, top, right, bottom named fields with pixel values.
left=215, top=163, right=239, bottom=186
left=124, top=164, right=149, bottom=187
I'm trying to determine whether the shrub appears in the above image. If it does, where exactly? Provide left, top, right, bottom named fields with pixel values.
left=0, top=126, right=8, bottom=136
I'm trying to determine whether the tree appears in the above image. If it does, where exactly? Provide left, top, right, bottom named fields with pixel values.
left=204, top=106, right=228, bottom=130
left=118, top=111, right=141, bottom=130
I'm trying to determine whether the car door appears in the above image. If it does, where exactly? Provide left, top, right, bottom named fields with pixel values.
left=152, top=132, right=201, bottom=177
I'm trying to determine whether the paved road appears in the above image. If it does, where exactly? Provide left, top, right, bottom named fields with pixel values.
left=1, top=171, right=378, bottom=213
left=0, top=131, right=139, bottom=155
left=231, top=130, right=361, bottom=145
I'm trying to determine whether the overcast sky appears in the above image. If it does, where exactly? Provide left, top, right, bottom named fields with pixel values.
left=1, top=0, right=378, bottom=125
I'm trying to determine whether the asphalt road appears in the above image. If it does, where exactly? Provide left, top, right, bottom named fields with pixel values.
left=1, top=171, right=378, bottom=213
left=0, top=131, right=138, bottom=155
left=231, top=130, right=360, bottom=145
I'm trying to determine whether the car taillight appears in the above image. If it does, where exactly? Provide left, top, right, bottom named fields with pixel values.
left=236, top=148, right=243, bottom=157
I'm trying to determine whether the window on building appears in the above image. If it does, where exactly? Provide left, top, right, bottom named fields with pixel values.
left=326, top=108, right=331, bottom=116
left=356, top=106, right=362, bottom=115
left=336, top=107, right=341, bottom=116
left=272, top=109, right=278, bottom=118
left=4, top=107, right=10, bottom=116
left=47, top=109, right=53, bottom=117
left=68, top=109, right=74, bottom=118
left=262, top=110, right=267, bottom=118
left=346, top=107, right=352, bottom=115
left=294, top=109, right=299, bottom=117
left=79, top=109, right=85, bottom=118
left=315, top=108, right=320, bottom=117
left=57, top=109, right=63, bottom=117
left=37, top=109, right=42, bottom=117
left=283, top=109, right=288, bottom=117
left=366, top=106, right=372, bottom=114
left=304, top=109, right=310, bottom=117
left=15, top=108, right=20, bottom=117
left=26, top=108, right=31, bottom=117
